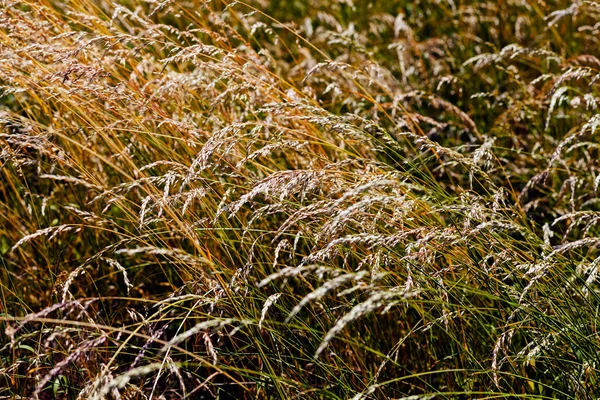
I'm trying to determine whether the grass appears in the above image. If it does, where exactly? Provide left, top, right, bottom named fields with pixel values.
left=1, top=0, right=600, bottom=398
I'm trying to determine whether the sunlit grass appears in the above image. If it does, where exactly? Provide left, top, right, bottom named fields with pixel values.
left=2, top=0, right=600, bottom=398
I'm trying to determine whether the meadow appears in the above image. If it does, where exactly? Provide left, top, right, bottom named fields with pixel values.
left=1, top=0, right=600, bottom=398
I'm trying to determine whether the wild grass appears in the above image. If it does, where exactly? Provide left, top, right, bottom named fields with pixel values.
left=1, top=0, right=600, bottom=398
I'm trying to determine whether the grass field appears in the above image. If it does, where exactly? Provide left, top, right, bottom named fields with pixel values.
left=2, top=0, right=600, bottom=398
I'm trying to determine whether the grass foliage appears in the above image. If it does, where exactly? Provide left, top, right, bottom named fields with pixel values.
left=2, top=0, right=600, bottom=398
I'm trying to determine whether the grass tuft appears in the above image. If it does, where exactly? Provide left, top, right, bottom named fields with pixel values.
left=2, top=0, right=600, bottom=398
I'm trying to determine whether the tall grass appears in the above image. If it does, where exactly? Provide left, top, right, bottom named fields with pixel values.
left=1, top=0, right=600, bottom=398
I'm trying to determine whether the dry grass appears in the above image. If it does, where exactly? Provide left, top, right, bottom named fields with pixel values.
left=2, top=0, right=600, bottom=398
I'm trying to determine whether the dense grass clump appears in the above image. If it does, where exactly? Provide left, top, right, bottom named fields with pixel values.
left=2, top=0, right=600, bottom=398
